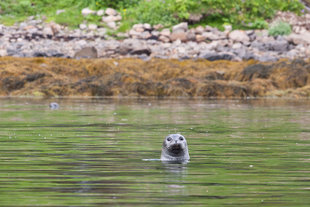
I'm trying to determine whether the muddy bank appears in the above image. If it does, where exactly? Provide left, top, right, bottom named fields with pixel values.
left=1, top=57, right=310, bottom=98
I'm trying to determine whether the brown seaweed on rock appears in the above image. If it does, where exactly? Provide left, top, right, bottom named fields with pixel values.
left=0, top=57, right=310, bottom=98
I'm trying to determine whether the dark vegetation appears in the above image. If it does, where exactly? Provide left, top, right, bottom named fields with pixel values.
left=1, top=57, right=310, bottom=98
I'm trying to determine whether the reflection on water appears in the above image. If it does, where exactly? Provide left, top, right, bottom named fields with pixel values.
left=0, top=97, right=309, bottom=206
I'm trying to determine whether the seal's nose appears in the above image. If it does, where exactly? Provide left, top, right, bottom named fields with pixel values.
left=175, top=140, right=178, bottom=144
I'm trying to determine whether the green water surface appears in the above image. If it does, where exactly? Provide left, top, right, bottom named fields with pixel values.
left=0, top=98, right=309, bottom=206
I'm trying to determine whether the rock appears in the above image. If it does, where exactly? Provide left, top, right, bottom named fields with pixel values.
left=186, top=31, right=196, bottom=41
left=49, top=22, right=61, bottom=35
left=204, top=41, right=219, bottom=50
left=195, top=26, right=205, bottom=34
left=153, top=24, right=163, bottom=30
left=232, top=48, right=255, bottom=60
left=229, top=30, right=250, bottom=43
left=172, top=22, right=188, bottom=33
left=42, top=27, right=53, bottom=37
left=81, top=8, right=96, bottom=16
left=170, top=31, right=187, bottom=42
left=88, top=24, right=98, bottom=30
left=143, top=23, right=152, bottom=30
left=74, top=46, right=98, bottom=59
left=102, top=16, right=119, bottom=23
left=269, top=39, right=289, bottom=52
left=200, top=51, right=235, bottom=61
left=107, top=22, right=117, bottom=29
left=119, top=39, right=151, bottom=56
left=160, top=29, right=171, bottom=37
left=97, top=9, right=105, bottom=16
left=286, top=32, right=310, bottom=45
left=202, top=32, right=220, bottom=41
left=159, top=35, right=170, bottom=43
left=129, top=29, right=141, bottom=38
left=79, top=23, right=87, bottom=30
left=151, top=30, right=160, bottom=37
left=131, top=47, right=151, bottom=56
left=196, top=34, right=206, bottom=42
left=251, top=41, right=267, bottom=51
left=205, top=25, right=214, bottom=32
left=133, top=24, right=144, bottom=33
left=105, top=8, right=118, bottom=16
left=140, top=31, right=152, bottom=39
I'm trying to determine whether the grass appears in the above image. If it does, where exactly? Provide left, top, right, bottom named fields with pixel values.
left=0, top=0, right=305, bottom=31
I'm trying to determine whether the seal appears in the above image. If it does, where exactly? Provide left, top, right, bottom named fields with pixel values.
left=161, top=134, right=190, bottom=161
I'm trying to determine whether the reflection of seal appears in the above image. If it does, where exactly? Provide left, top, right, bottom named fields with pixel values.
left=161, top=134, right=190, bottom=161
left=49, top=102, right=59, bottom=110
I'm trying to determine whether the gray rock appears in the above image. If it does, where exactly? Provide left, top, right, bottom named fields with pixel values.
left=200, top=51, right=235, bottom=61
left=203, top=32, right=220, bottom=41
left=251, top=41, right=267, bottom=51
left=140, top=31, right=152, bottom=39
left=229, top=30, right=250, bottom=43
left=74, top=46, right=98, bottom=58
left=269, top=40, right=289, bottom=52
left=172, top=22, right=188, bottom=33
left=232, top=48, right=255, bottom=60
left=88, top=24, right=98, bottom=30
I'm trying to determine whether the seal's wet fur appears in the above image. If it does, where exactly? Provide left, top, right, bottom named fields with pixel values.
left=161, top=134, right=190, bottom=161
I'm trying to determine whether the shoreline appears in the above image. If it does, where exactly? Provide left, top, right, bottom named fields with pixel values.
left=0, top=12, right=310, bottom=61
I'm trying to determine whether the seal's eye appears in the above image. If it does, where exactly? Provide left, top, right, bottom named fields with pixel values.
left=179, top=136, right=184, bottom=141
left=167, top=137, right=172, bottom=141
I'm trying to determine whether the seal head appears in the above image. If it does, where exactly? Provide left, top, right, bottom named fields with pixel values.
left=161, top=134, right=190, bottom=161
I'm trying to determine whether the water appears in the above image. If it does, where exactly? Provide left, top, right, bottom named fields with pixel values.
left=0, top=97, right=309, bottom=206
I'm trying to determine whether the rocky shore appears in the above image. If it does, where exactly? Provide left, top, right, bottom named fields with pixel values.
left=1, top=11, right=310, bottom=61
